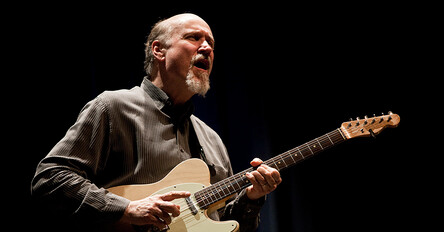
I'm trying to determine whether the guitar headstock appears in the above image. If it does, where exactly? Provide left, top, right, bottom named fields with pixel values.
left=340, top=112, right=400, bottom=139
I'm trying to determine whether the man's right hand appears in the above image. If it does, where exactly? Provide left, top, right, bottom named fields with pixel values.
left=121, top=191, right=191, bottom=230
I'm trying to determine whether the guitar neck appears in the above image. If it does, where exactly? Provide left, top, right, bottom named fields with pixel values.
left=195, top=128, right=346, bottom=209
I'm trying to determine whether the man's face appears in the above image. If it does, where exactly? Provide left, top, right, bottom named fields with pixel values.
left=164, top=16, right=215, bottom=96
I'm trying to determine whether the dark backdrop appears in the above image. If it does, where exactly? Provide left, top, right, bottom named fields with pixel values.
left=8, top=2, right=437, bottom=232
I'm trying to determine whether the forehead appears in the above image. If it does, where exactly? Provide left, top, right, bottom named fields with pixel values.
left=170, top=15, right=213, bottom=38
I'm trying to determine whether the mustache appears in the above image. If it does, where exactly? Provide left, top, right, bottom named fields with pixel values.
left=191, top=54, right=212, bottom=69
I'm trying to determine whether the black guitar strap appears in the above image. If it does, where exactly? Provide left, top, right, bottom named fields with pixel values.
left=188, top=119, right=217, bottom=177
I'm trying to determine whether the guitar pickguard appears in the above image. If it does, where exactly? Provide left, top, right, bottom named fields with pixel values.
left=153, top=183, right=238, bottom=232
left=107, top=159, right=239, bottom=232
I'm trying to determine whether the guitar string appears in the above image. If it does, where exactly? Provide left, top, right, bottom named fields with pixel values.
left=175, top=133, right=336, bottom=218
left=175, top=121, right=387, bottom=217
left=193, top=120, right=386, bottom=208
left=201, top=131, right=343, bottom=194
left=170, top=207, right=196, bottom=225
left=193, top=129, right=346, bottom=207
left=194, top=130, right=345, bottom=208
left=175, top=200, right=196, bottom=220
left=264, top=130, right=343, bottom=166
left=129, top=118, right=390, bottom=223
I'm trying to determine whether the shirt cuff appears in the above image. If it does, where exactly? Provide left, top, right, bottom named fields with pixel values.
left=104, top=192, right=131, bottom=222
left=236, top=189, right=266, bottom=216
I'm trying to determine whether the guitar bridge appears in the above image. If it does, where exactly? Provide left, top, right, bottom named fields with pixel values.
left=185, top=197, right=198, bottom=215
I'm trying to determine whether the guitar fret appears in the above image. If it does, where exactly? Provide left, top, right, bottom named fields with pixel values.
left=300, top=146, right=312, bottom=158
left=293, top=151, right=304, bottom=162
left=214, top=185, right=222, bottom=199
left=296, top=147, right=305, bottom=158
left=316, top=138, right=324, bottom=149
left=326, top=132, right=334, bottom=144
left=280, top=155, right=288, bottom=167
left=221, top=181, right=231, bottom=197
left=289, top=150, right=297, bottom=163
left=270, top=157, right=286, bottom=170
left=205, top=195, right=211, bottom=206
left=233, top=174, right=243, bottom=190
left=309, top=140, right=323, bottom=154
left=209, top=189, right=216, bottom=202
left=219, top=183, right=227, bottom=197
left=320, top=135, right=333, bottom=149
left=226, top=182, right=235, bottom=193
left=306, top=143, right=314, bottom=155
left=282, top=154, right=294, bottom=167
left=270, top=159, right=278, bottom=170
left=195, top=128, right=347, bottom=209
left=200, top=194, right=209, bottom=207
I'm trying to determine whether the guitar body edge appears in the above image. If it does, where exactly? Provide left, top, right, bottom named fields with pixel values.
left=107, top=159, right=239, bottom=232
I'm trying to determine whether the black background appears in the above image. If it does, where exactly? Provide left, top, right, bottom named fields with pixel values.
left=6, top=2, right=438, bottom=232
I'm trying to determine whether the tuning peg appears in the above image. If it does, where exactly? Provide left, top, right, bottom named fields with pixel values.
left=355, top=117, right=360, bottom=126
left=369, top=129, right=376, bottom=138
left=364, top=115, right=368, bottom=125
left=371, top=114, right=376, bottom=124
left=387, top=111, right=393, bottom=122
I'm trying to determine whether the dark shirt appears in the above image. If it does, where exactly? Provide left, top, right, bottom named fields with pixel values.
left=32, top=78, right=264, bottom=232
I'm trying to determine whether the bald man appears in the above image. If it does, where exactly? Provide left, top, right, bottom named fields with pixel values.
left=32, top=13, right=281, bottom=232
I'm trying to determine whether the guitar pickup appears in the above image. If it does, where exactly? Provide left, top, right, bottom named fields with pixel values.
left=185, top=197, right=198, bottom=215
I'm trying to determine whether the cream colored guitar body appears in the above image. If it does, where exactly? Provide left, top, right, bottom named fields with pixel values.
left=107, top=159, right=239, bottom=232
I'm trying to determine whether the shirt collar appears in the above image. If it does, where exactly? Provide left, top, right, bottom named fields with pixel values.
left=141, top=77, right=194, bottom=125
left=141, top=77, right=172, bottom=110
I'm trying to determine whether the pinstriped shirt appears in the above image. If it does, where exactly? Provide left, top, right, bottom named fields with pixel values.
left=31, top=77, right=263, bottom=232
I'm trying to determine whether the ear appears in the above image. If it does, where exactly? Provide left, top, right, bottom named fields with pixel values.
left=152, top=40, right=166, bottom=61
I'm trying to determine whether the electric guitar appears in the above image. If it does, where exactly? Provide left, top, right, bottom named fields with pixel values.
left=107, top=112, right=400, bottom=232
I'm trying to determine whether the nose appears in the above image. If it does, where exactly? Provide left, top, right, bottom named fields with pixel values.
left=198, top=40, right=213, bottom=56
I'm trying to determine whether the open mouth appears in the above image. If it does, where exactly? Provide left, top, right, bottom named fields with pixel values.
left=194, top=59, right=210, bottom=71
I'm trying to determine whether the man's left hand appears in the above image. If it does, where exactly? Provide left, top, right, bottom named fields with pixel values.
left=245, top=158, right=282, bottom=200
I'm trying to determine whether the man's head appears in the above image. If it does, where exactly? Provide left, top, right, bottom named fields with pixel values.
left=144, top=13, right=215, bottom=99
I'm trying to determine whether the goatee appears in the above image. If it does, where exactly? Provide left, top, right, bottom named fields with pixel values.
left=186, top=54, right=211, bottom=97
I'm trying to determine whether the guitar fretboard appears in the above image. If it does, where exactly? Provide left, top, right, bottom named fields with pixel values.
left=194, top=128, right=346, bottom=209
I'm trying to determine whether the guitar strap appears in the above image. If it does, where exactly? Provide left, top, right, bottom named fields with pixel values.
left=188, top=119, right=217, bottom=177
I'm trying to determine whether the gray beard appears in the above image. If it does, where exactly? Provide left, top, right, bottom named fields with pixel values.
left=186, top=70, right=210, bottom=97
left=186, top=54, right=211, bottom=97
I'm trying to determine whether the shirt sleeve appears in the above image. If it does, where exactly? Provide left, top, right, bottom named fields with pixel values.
left=31, top=96, right=130, bottom=226
left=220, top=188, right=266, bottom=232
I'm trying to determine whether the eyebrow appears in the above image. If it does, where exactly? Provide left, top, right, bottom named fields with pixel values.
left=184, top=30, right=215, bottom=46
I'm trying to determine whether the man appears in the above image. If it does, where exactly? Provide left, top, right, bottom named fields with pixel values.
left=32, top=13, right=281, bottom=232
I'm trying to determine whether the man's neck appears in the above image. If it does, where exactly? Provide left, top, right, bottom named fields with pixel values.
left=151, top=76, right=194, bottom=105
